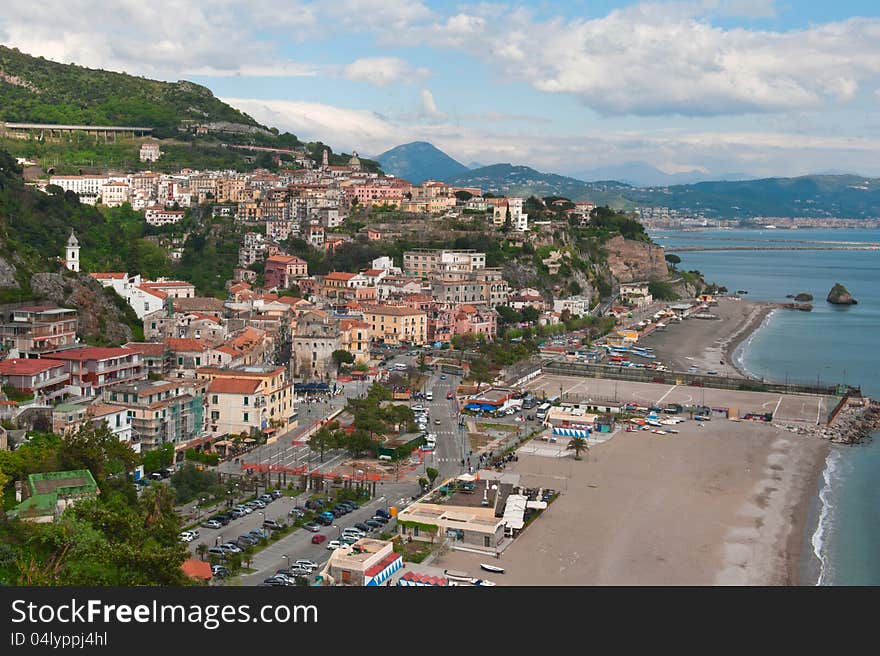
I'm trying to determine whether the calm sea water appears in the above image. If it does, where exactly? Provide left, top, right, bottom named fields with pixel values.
left=652, top=228, right=880, bottom=585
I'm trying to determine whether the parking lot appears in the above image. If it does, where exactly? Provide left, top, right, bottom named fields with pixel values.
left=522, top=373, right=834, bottom=424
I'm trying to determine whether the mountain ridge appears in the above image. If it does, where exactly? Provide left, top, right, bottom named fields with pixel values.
left=374, top=141, right=468, bottom=183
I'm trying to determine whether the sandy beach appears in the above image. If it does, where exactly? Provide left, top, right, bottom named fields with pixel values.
left=436, top=419, right=828, bottom=585
left=638, top=297, right=777, bottom=378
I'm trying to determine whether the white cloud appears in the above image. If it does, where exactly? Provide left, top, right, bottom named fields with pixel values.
left=342, top=57, right=428, bottom=86
left=0, top=0, right=317, bottom=79
left=417, top=89, right=447, bottom=121
left=222, top=96, right=880, bottom=178
left=401, top=3, right=880, bottom=117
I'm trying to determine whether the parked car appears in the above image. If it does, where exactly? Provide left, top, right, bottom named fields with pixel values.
left=327, top=540, right=343, bottom=550
left=353, top=522, right=371, bottom=533
left=248, top=529, right=268, bottom=539
left=288, top=508, right=305, bottom=518
left=371, top=515, right=388, bottom=525
left=303, top=522, right=322, bottom=532
left=211, top=565, right=229, bottom=578
left=315, top=515, right=333, bottom=526
left=247, top=500, right=266, bottom=509
left=294, top=559, right=317, bottom=571
left=220, top=542, right=242, bottom=554
left=262, top=519, right=283, bottom=530
left=305, top=499, right=325, bottom=510
left=340, top=534, right=359, bottom=545
left=258, top=494, right=274, bottom=503
left=311, top=533, right=327, bottom=544
left=207, top=547, right=226, bottom=558
left=271, top=489, right=284, bottom=499
left=237, top=535, right=257, bottom=546
left=342, top=501, right=359, bottom=510
left=364, top=519, right=381, bottom=530
left=375, top=509, right=392, bottom=520
left=202, top=519, right=222, bottom=529
left=229, top=509, right=246, bottom=519
left=333, top=505, right=350, bottom=515
left=263, top=576, right=290, bottom=587
left=179, top=530, right=199, bottom=542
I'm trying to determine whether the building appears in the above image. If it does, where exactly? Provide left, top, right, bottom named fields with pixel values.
left=397, top=476, right=510, bottom=549
left=362, top=305, right=427, bottom=346
left=430, top=269, right=509, bottom=308
left=403, top=249, right=486, bottom=277
left=0, top=306, right=78, bottom=357
left=47, top=346, right=145, bottom=398
left=264, top=255, right=308, bottom=290
left=0, top=358, right=68, bottom=402
left=65, top=230, right=80, bottom=272
left=291, top=310, right=341, bottom=379
left=553, top=296, right=592, bottom=317
left=10, top=469, right=99, bottom=523
left=145, top=205, right=185, bottom=226
left=139, top=142, right=162, bottom=162
left=198, top=366, right=296, bottom=441
left=619, top=282, right=653, bottom=307
left=104, top=379, right=206, bottom=452
left=322, top=538, right=402, bottom=586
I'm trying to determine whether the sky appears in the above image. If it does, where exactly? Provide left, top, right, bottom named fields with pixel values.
left=2, top=0, right=880, bottom=181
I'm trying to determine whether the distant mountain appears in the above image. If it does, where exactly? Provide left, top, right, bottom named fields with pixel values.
left=467, top=161, right=485, bottom=170
left=375, top=141, right=468, bottom=184
left=572, top=161, right=750, bottom=187
left=444, top=163, right=635, bottom=206
left=626, top=175, right=880, bottom=219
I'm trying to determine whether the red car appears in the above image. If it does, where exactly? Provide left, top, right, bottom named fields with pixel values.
left=446, top=391, right=454, bottom=400
left=311, top=534, right=326, bottom=544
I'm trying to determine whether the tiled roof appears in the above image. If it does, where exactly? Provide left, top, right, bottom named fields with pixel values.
left=165, top=338, right=206, bottom=352
left=123, top=342, right=166, bottom=356
left=48, top=347, right=138, bottom=361
left=207, top=378, right=261, bottom=394
left=0, top=358, right=65, bottom=375
left=90, top=272, right=127, bottom=280
left=181, top=559, right=213, bottom=580
left=325, top=272, right=356, bottom=281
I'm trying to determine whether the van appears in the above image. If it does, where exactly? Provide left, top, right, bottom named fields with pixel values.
left=425, top=391, right=433, bottom=401
left=378, top=454, right=393, bottom=462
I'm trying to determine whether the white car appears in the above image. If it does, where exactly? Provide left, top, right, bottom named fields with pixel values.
left=294, top=559, right=318, bottom=571
left=412, top=405, right=426, bottom=411
left=179, top=530, right=199, bottom=542
left=327, top=540, right=343, bottom=550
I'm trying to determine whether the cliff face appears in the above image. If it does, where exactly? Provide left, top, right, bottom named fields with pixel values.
left=604, top=236, right=668, bottom=283
left=29, top=272, right=137, bottom=345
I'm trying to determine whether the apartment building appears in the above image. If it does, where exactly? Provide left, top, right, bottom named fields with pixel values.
left=145, top=205, right=185, bottom=226
left=430, top=269, right=509, bottom=308
left=198, top=365, right=296, bottom=441
left=264, top=255, right=308, bottom=290
left=362, top=305, right=427, bottom=346
left=403, top=249, right=486, bottom=277
left=291, top=310, right=342, bottom=379
left=0, top=306, right=78, bottom=357
left=0, top=358, right=68, bottom=402
left=47, top=346, right=146, bottom=398
left=103, top=379, right=206, bottom=452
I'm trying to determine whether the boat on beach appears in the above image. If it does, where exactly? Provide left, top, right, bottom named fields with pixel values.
left=443, top=569, right=474, bottom=582
left=472, top=579, right=497, bottom=586
left=480, top=563, right=505, bottom=574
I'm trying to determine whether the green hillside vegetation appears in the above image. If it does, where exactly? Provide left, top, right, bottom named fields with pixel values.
left=0, top=45, right=259, bottom=135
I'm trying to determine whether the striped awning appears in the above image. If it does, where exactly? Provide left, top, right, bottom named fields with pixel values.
left=365, top=554, right=403, bottom=586
left=552, top=427, right=590, bottom=438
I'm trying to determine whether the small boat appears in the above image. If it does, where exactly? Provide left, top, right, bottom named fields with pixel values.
left=443, top=569, right=473, bottom=582
left=480, top=563, right=505, bottom=574
left=472, top=579, right=497, bottom=586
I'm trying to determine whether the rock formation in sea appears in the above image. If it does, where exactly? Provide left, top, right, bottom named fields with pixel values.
left=794, top=293, right=813, bottom=302
left=826, top=283, right=857, bottom=305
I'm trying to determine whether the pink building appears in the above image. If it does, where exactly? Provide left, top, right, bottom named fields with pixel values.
left=46, top=347, right=146, bottom=398
left=0, top=358, right=68, bottom=401
left=264, top=255, right=308, bottom=290
left=453, top=304, right=497, bottom=341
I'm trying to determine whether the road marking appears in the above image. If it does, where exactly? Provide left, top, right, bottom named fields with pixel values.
left=773, top=395, right=783, bottom=419
left=816, top=397, right=823, bottom=425
left=657, top=385, right=678, bottom=404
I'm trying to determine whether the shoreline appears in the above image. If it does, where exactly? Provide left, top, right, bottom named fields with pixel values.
left=786, top=439, right=831, bottom=585
left=722, top=302, right=778, bottom=380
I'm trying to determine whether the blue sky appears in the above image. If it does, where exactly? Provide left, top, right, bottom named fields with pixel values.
left=3, top=1, right=880, bottom=181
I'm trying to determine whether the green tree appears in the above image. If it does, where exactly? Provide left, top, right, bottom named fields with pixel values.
left=567, top=436, right=589, bottom=461
left=58, top=423, right=138, bottom=486
left=665, top=253, right=681, bottom=269
left=426, top=467, right=439, bottom=487
left=196, top=543, right=208, bottom=561
left=469, top=358, right=493, bottom=385
left=308, top=423, right=339, bottom=463
left=331, top=349, right=355, bottom=370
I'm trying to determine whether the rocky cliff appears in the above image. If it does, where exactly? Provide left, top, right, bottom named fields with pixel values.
left=28, top=272, right=138, bottom=345
left=604, top=236, right=668, bottom=283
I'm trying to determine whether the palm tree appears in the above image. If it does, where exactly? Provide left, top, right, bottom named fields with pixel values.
left=567, top=436, right=589, bottom=461
left=196, top=543, right=209, bottom=561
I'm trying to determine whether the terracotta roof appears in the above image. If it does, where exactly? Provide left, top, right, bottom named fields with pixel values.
left=90, top=272, right=127, bottom=280
left=213, top=345, right=241, bottom=357
left=191, top=312, right=222, bottom=324
left=87, top=402, right=126, bottom=418
left=207, top=378, right=261, bottom=394
left=325, top=272, right=356, bottom=281
left=266, top=254, right=306, bottom=265
left=48, top=347, right=139, bottom=362
left=361, top=269, right=384, bottom=276
left=0, top=358, right=65, bottom=375
left=165, top=338, right=207, bottom=352
left=137, top=285, right=167, bottom=300
left=181, top=559, right=213, bottom=581
left=123, top=342, right=166, bottom=356
left=459, top=304, right=477, bottom=313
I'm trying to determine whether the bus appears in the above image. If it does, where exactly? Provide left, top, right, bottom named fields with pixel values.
left=535, top=403, right=552, bottom=421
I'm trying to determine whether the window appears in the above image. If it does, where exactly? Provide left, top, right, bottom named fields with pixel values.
left=212, top=395, right=218, bottom=404
left=243, top=412, right=249, bottom=422
left=484, top=536, right=491, bottom=547
left=211, top=411, right=219, bottom=420
left=177, top=357, right=183, bottom=365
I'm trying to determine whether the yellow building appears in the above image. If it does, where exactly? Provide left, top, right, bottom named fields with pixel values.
left=362, top=305, right=427, bottom=346
left=197, top=365, right=296, bottom=442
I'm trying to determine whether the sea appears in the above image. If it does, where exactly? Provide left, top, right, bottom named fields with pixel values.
left=651, top=227, right=880, bottom=586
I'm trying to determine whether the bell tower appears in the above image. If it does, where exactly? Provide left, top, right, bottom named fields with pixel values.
left=65, top=230, right=80, bottom=272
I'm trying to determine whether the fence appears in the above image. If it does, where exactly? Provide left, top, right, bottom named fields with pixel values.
left=542, top=360, right=847, bottom=397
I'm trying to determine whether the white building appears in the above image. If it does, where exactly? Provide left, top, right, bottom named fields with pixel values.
left=100, top=181, right=131, bottom=207
left=507, top=197, right=529, bottom=231
left=65, top=231, right=80, bottom=272
left=139, top=142, right=162, bottom=162
left=145, top=205, right=185, bottom=226
left=553, top=295, right=592, bottom=317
